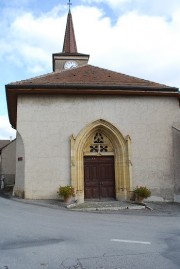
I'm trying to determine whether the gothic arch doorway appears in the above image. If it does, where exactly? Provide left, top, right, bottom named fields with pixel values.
left=70, top=119, right=132, bottom=203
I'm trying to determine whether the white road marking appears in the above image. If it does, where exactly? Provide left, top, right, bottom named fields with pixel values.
left=111, top=239, right=151, bottom=245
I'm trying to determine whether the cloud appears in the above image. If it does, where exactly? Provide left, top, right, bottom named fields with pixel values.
left=82, top=0, right=180, bottom=16
left=83, top=0, right=130, bottom=7
left=1, top=2, right=180, bottom=88
left=0, top=115, right=16, bottom=140
left=74, top=6, right=180, bottom=87
left=0, top=7, right=67, bottom=75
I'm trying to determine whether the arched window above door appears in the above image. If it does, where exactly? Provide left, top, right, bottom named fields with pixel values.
left=83, top=130, right=114, bottom=155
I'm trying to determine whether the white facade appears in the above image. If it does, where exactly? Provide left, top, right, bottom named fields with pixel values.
left=14, top=94, right=180, bottom=201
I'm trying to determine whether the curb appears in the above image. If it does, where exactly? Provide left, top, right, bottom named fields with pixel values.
left=0, top=195, right=148, bottom=212
left=68, top=205, right=145, bottom=211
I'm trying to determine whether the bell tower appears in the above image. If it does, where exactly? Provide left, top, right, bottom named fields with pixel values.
left=52, top=1, right=89, bottom=72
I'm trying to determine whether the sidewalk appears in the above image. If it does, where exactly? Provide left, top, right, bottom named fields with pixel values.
left=67, top=200, right=146, bottom=211
left=0, top=190, right=146, bottom=211
left=1, top=190, right=180, bottom=215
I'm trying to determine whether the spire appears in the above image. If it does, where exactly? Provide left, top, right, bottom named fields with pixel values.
left=52, top=1, right=89, bottom=72
left=62, top=6, right=77, bottom=53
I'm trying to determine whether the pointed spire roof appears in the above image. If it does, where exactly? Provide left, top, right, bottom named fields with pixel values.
left=62, top=10, right=77, bottom=53
left=52, top=5, right=89, bottom=72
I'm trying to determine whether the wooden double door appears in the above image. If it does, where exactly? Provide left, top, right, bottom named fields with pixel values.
left=84, top=156, right=115, bottom=199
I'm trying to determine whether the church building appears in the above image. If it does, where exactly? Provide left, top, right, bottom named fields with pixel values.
left=6, top=7, right=180, bottom=203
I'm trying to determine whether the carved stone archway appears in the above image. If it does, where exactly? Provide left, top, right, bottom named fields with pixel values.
left=70, top=119, right=132, bottom=203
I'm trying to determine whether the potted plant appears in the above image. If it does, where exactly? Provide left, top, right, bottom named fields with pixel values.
left=57, top=185, right=75, bottom=203
left=133, top=186, right=151, bottom=203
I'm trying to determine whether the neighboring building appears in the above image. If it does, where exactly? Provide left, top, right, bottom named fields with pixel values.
left=173, top=124, right=180, bottom=202
left=0, top=140, right=11, bottom=180
left=0, top=140, right=11, bottom=152
left=6, top=8, right=180, bottom=203
left=0, top=139, right=16, bottom=188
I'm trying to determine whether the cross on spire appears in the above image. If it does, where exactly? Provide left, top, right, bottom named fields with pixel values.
left=67, top=0, right=72, bottom=12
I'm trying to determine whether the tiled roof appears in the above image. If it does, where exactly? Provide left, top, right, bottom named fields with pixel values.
left=7, top=65, right=176, bottom=90
left=6, top=64, right=179, bottom=129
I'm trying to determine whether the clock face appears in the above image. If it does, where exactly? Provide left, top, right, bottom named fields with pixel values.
left=64, top=61, right=78, bottom=69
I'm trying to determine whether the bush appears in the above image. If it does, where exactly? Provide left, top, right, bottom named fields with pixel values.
left=57, top=185, right=74, bottom=198
left=133, top=186, right=151, bottom=198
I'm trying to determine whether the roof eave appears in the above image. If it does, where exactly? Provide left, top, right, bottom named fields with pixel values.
left=6, top=85, right=180, bottom=130
left=6, top=83, right=179, bottom=92
left=52, top=52, right=90, bottom=57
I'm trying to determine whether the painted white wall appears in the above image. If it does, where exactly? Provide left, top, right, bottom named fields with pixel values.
left=16, top=94, right=180, bottom=200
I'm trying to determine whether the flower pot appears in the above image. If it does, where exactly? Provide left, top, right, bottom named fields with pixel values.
left=64, top=196, right=72, bottom=204
left=135, top=194, right=144, bottom=203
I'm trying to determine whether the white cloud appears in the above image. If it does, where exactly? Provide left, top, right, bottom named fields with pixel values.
left=0, top=3, right=180, bottom=86
left=82, top=0, right=180, bottom=16
left=73, top=6, right=180, bottom=87
left=1, top=2, right=180, bottom=138
left=0, top=115, right=16, bottom=140
left=0, top=9, right=67, bottom=74
left=1, top=2, right=180, bottom=88
left=84, top=0, right=130, bottom=5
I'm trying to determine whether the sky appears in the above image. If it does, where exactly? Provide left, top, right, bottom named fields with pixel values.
left=0, top=0, right=180, bottom=139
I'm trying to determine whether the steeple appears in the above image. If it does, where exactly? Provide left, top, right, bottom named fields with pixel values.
left=62, top=9, right=77, bottom=54
left=52, top=2, right=89, bottom=72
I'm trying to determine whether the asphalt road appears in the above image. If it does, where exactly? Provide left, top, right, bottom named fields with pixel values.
left=0, top=197, right=180, bottom=269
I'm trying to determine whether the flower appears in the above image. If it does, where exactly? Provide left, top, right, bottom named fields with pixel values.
left=133, top=186, right=151, bottom=199
left=57, top=185, right=75, bottom=198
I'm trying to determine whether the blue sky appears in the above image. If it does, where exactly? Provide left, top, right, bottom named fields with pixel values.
left=1, top=0, right=180, bottom=139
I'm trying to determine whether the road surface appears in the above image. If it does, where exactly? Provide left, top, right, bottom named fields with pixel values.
left=0, top=197, right=180, bottom=269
